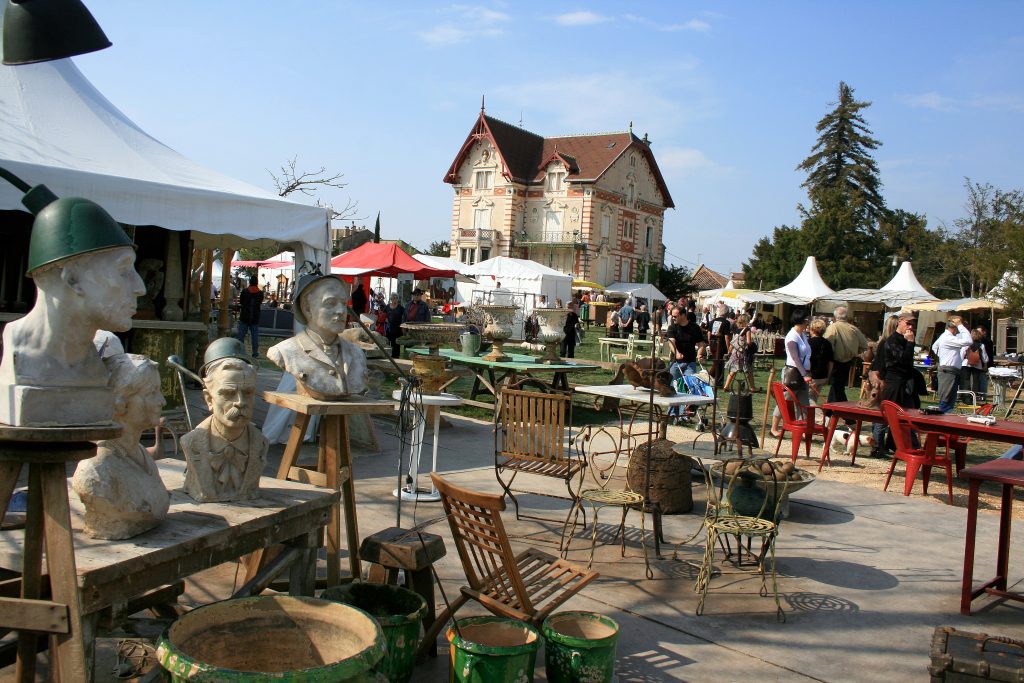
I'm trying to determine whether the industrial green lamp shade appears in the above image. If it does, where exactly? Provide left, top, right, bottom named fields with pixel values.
left=27, top=196, right=133, bottom=273
left=3, top=0, right=111, bottom=65
left=201, top=337, right=254, bottom=377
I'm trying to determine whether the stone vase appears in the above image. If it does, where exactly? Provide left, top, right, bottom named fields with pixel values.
left=534, top=308, right=568, bottom=364
left=479, top=304, right=518, bottom=362
left=410, top=354, right=451, bottom=395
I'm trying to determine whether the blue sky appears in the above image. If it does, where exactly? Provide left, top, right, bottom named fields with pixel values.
left=76, top=1, right=1024, bottom=277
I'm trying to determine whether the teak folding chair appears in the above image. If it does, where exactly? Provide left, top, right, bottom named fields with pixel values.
left=494, top=380, right=584, bottom=522
left=415, top=473, right=598, bottom=659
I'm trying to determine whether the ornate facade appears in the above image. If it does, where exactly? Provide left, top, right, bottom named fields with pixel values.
left=444, top=110, right=674, bottom=285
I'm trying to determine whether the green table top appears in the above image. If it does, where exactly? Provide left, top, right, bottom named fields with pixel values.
left=409, top=347, right=598, bottom=372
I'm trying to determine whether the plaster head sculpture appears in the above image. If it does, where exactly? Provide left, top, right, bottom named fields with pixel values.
left=267, top=274, right=368, bottom=399
left=0, top=189, right=144, bottom=426
left=182, top=341, right=268, bottom=502
left=72, top=353, right=170, bottom=539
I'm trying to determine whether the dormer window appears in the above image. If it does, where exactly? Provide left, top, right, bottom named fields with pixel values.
left=474, top=171, right=493, bottom=190
left=546, top=171, right=566, bottom=192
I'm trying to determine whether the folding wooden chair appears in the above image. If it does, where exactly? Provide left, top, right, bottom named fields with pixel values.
left=415, top=473, right=598, bottom=659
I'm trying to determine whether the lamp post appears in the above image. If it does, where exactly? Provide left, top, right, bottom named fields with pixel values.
left=891, top=253, right=899, bottom=277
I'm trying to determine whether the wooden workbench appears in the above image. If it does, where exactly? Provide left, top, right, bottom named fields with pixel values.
left=0, top=459, right=338, bottom=680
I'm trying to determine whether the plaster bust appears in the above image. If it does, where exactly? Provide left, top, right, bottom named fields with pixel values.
left=0, top=246, right=146, bottom=426
left=267, top=276, right=368, bottom=399
left=181, top=357, right=268, bottom=502
left=72, top=353, right=170, bottom=539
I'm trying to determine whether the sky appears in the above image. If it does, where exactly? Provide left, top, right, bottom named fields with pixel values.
left=74, top=1, right=1024, bottom=277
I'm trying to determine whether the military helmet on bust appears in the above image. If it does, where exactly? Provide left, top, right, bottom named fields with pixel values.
left=201, top=337, right=253, bottom=377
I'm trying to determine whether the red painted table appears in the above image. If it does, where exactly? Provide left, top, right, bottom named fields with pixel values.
left=959, top=459, right=1024, bottom=615
left=905, top=412, right=1024, bottom=446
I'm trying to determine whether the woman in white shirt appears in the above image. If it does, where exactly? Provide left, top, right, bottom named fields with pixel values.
left=770, top=311, right=816, bottom=437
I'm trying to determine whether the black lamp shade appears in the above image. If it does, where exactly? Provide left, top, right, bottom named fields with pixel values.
left=3, top=0, right=111, bottom=65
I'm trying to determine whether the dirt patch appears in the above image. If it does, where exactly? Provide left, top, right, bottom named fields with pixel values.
left=665, top=423, right=1024, bottom=520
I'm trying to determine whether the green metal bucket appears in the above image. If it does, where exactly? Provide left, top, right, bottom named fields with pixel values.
left=447, top=616, right=540, bottom=683
left=156, top=595, right=385, bottom=682
left=542, top=611, right=619, bottom=683
left=321, top=583, right=427, bottom=683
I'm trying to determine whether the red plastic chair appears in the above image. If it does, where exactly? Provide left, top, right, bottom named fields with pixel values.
left=880, top=401, right=954, bottom=504
left=771, top=382, right=827, bottom=462
left=940, top=404, right=993, bottom=475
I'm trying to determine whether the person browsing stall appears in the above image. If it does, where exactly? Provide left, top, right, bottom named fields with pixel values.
left=931, top=316, right=973, bottom=413
left=770, top=311, right=815, bottom=437
left=403, top=288, right=431, bottom=323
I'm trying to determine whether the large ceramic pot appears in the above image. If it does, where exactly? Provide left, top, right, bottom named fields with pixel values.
left=478, top=304, right=518, bottom=362
left=533, top=308, right=568, bottom=364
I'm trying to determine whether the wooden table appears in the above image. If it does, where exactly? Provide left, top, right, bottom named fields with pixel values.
left=906, top=411, right=1024, bottom=447
left=262, top=391, right=396, bottom=585
left=0, top=459, right=337, bottom=680
left=409, top=349, right=598, bottom=404
left=959, top=458, right=1024, bottom=615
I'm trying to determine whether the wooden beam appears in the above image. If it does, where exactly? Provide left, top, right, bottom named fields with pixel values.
left=0, top=597, right=69, bottom=634
left=218, top=249, right=233, bottom=338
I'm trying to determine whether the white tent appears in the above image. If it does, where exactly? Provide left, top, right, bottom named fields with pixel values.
left=458, top=256, right=572, bottom=312
left=881, top=261, right=934, bottom=299
left=413, top=253, right=472, bottom=275
left=605, top=282, right=670, bottom=305
left=773, top=256, right=836, bottom=300
left=0, top=53, right=329, bottom=255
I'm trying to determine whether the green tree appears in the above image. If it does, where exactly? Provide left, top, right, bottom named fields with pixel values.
left=427, top=240, right=451, bottom=257
left=947, top=179, right=1020, bottom=298
left=742, top=225, right=804, bottom=290
left=655, top=264, right=695, bottom=301
left=797, top=81, right=885, bottom=226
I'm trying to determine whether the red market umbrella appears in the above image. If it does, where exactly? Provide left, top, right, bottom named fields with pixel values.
left=330, top=242, right=457, bottom=279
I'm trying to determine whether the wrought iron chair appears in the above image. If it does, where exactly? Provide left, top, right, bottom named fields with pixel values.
left=494, top=380, right=584, bottom=526
left=563, top=426, right=651, bottom=577
left=695, top=457, right=789, bottom=621
left=415, top=473, right=598, bottom=659
left=880, top=400, right=954, bottom=503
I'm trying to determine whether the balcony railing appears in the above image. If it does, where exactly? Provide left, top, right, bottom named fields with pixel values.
left=459, top=228, right=494, bottom=241
left=519, top=230, right=585, bottom=246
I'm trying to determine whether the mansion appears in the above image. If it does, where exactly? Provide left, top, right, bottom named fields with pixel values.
left=444, top=110, right=674, bottom=285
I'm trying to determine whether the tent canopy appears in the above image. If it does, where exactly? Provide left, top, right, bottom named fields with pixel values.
left=773, top=256, right=836, bottom=300
left=881, top=261, right=935, bottom=298
left=0, top=48, right=329, bottom=254
left=906, top=297, right=1006, bottom=312
left=330, top=242, right=457, bottom=279
left=459, top=256, right=571, bottom=311
left=605, top=282, right=670, bottom=303
left=413, top=253, right=472, bottom=275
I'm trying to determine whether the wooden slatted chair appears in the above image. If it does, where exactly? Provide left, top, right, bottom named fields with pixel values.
left=494, top=380, right=585, bottom=522
left=415, top=473, right=598, bottom=659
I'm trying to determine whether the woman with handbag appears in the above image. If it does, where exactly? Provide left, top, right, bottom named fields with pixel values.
left=723, top=313, right=761, bottom=392
left=770, top=310, right=817, bottom=438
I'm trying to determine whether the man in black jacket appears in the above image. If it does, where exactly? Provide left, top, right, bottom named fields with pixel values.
left=236, top=275, right=264, bottom=358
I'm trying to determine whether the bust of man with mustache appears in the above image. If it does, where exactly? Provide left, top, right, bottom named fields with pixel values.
left=182, top=356, right=268, bottom=503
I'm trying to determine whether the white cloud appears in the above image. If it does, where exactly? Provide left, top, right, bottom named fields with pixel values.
left=553, top=11, right=611, bottom=26
left=623, top=13, right=711, bottom=32
left=491, top=65, right=707, bottom=136
left=970, top=94, right=1024, bottom=113
left=899, top=90, right=1024, bottom=114
left=656, top=147, right=724, bottom=173
left=417, top=5, right=509, bottom=47
left=899, top=91, right=956, bottom=111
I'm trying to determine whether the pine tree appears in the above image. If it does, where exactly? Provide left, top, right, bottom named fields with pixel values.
left=797, top=81, right=885, bottom=226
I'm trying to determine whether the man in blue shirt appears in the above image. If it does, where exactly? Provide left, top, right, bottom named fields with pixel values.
left=618, top=300, right=635, bottom=335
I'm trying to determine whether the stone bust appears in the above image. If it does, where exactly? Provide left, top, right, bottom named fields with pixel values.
left=72, top=353, right=170, bottom=539
left=181, top=357, right=268, bottom=503
left=267, top=275, right=368, bottom=400
left=0, top=246, right=145, bottom=426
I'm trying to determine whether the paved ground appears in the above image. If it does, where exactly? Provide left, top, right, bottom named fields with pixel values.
left=5, top=371, right=1023, bottom=681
